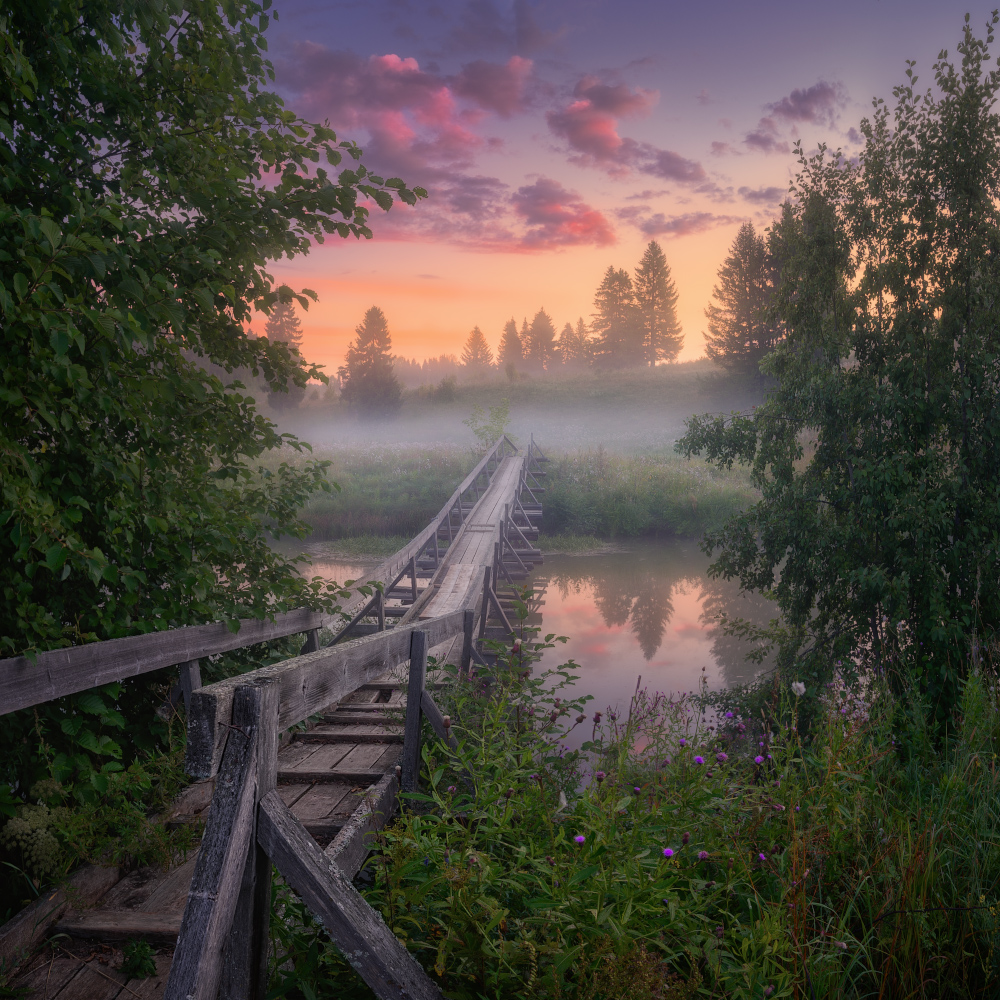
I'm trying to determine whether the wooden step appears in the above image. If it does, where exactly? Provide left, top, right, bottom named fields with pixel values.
left=322, top=712, right=401, bottom=725
left=278, top=768, right=389, bottom=785
left=330, top=702, right=404, bottom=713
left=296, top=726, right=404, bottom=744
left=55, top=910, right=182, bottom=942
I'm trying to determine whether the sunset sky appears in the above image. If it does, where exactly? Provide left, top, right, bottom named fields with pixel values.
left=261, top=0, right=983, bottom=372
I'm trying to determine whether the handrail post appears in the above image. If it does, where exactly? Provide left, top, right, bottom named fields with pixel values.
left=220, top=679, right=279, bottom=1000
left=179, top=659, right=202, bottom=716
left=401, top=631, right=428, bottom=793
left=459, top=609, right=474, bottom=678
left=377, top=588, right=385, bottom=632
left=301, top=629, right=320, bottom=654
left=409, top=556, right=418, bottom=604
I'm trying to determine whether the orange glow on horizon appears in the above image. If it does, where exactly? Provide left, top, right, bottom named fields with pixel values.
left=264, top=220, right=744, bottom=374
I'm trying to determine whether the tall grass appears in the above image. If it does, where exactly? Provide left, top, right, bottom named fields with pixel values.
left=268, top=618, right=1000, bottom=999
left=542, top=448, right=758, bottom=539
left=277, top=446, right=474, bottom=540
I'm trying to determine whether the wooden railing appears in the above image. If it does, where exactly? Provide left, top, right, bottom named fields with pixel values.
left=164, top=629, right=453, bottom=1000
left=0, top=435, right=518, bottom=721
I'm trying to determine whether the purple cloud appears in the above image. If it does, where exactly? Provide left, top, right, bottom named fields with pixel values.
left=738, top=185, right=785, bottom=204
left=512, top=177, right=616, bottom=248
left=624, top=211, right=741, bottom=238
left=450, top=57, right=533, bottom=117
left=767, top=81, right=847, bottom=127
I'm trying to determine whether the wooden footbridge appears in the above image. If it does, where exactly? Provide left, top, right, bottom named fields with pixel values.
left=0, top=435, right=550, bottom=999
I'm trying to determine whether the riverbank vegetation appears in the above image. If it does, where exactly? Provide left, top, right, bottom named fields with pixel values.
left=270, top=623, right=1000, bottom=999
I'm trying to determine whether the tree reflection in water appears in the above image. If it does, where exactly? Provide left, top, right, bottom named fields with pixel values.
left=532, top=541, right=774, bottom=689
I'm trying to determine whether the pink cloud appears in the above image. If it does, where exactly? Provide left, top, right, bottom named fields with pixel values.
left=450, top=56, right=533, bottom=117
left=620, top=210, right=742, bottom=238
left=743, top=116, right=789, bottom=155
left=512, top=177, right=616, bottom=248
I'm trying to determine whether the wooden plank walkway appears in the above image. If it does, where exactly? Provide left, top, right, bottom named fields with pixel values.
left=6, top=438, right=550, bottom=999
left=420, top=456, right=523, bottom=619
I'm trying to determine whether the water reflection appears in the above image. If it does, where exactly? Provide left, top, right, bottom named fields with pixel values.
left=528, top=541, right=775, bottom=718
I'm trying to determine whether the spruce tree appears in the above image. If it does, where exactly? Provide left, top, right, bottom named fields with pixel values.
left=264, top=300, right=304, bottom=353
left=634, top=240, right=683, bottom=364
left=338, top=306, right=403, bottom=417
left=461, top=326, right=494, bottom=374
left=498, top=318, right=522, bottom=368
left=264, top=301, right=306, bottom=410
left=703, top=222, right=781, bottom=378
left=592, top=267, right=642, bottom=367
left=525, top=308, right=556, bottom=371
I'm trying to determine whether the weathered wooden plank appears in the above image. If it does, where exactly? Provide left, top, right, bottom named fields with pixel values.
left=186, top=611, right=464, bottom=779
left=298, top=725, right=403, bottom=744
left=0, top=864, right=121, bottom=972
left=325, top=769, right=399, bottom=879
left=164, top=686, right=260, bottom=1000
left=221, top=680, right=279, bottom=1000
left=279, top=742, right=354, bottom=775
left=0, top=607, right=331, bottom=718
left=420, top=691, right=458, bottom=750
left=54, top=910, right=183, bottom=941
left=257, top=791, right=443, bottom=1000
left=289, top=783, right=357, bottom=826
left=401, top=631, right=428, bottom=794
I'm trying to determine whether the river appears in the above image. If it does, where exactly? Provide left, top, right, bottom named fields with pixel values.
left=289, top=539, right=774, bottom=717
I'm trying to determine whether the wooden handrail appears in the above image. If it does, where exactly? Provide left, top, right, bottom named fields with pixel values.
left=0, top=606, right=336, bottom=718
left=185, top=609, right=466, bottom=779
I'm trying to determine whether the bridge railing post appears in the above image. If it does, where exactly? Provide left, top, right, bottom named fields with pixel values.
left=401, top=630, right=428, bottom=793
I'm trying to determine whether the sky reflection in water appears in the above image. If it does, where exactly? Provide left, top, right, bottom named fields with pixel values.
left=525, top=541, right=775, bottom=728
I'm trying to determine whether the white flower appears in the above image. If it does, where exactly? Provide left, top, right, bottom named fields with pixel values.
left=791, top=681, right=806, bottom=697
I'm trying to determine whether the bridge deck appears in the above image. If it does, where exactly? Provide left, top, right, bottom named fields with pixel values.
left=7, top=441, right=547, bottom=998
left=420, top=456, right=522, bottom=619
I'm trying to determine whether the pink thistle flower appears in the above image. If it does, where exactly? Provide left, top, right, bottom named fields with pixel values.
left=694, top=756, right=704, bottom=764
left=716, top=752, right=728, bottom=763
left=663, top=847, right=674, bottom=858
left=758, top=852, right=766, bottom=861
left=754, top=755, right=764, bottom=764
left=698, top=850, right=709, bottom=860
left=574, top=835, right=586, bottom=844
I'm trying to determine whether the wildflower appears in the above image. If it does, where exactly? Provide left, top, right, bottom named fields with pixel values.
left=725, top=711, right=734, bottom=718
left=663, top=847, right=674, bottom=858
left=698, top=850, right=709, bottom=861
left=662, top=756, right=672, bottom=766
left=758, top=852, right=766, bottom=861
left=716, top=752, right=728, bottom=763
left=715, top=926, right=724, bottom=939
left=795, top=805, right=801, bottom=812
left=764, top=987, right=774, bottom=997
left=754, top=755, right=764, bottom=764
left=593, top=711, right=602, bottom=723
left=633, top=786, right=641, bottom=795
left=767, top=754, right=772, bottom=760
left=694, top=756, right=704, bottom=764
left=550, top=711, right=558, bottom=722
left=505, top=787, right=514, bottom=799
left=834, top=940, right=847, bottom=951
left=546, top=855, right=555, bottom=866
left=594, top=771, right=606, bottom=783
left=682, top=831, right=690, bottom=844
left=576, top=714, right=586, bottom=724
left=447, top=785, right=457, bottom=794
left=423, top=857, right=430, bottom=866
left=679, top=738, right=687, bottom=746
left=791, top=681, right=806, bottom=697
left=773, top=803, right=784, bottom=811
left=574, top=835, right=586, bottom=844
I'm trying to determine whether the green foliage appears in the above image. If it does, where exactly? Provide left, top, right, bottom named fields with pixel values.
left=338, top=306, right=403, bottom=417
left=702, top=222, right=781, bottom=378
left=291, top=446, right=474, bottom=540
left=120, top=940, right=157, bottom=980
left=678, top=16, right=1000, bottom=724
left=464, top=398, right=511, bottom=451
left=0, top=0, right=421, bottom=814
left=266, top=302, right=307, bottom=411
left=270, top=620, right=1000, bottom=999
left=543, top=449, right=757, bottom=540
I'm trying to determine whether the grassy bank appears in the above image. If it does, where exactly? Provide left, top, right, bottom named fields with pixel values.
left=270, top=444, right=757, bottom=546
left=541, top=449, right=758, bottom=540
left=269, top=630, right=1000, bottom=999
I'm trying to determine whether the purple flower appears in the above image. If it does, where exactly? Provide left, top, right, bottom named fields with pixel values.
left=758, top=852, right=766, bottom=861
left=698, top=850, right=709, bottom=861
left=447, top=785, right=457, bottom=793
left=767, top=754, right=772, bottom=760
left=795, top=805, right=801, bottom=812
left=594, top=770, right=606, bottom=782
left=679, top=738, right=686, bottom=746
left=682, top=831, right=690, bottom=844
left=725, top=711, right=734, bottom=718
left=716, top=752, right=728, bottom=763
left=694, top=756, right=705, bottom=764
left=633, top=786, right=641, bottom=794
left=663, top=847, right=674, bottom=858
left=754, top=755, right=764, bottom=764
left=574, top=835, right=586, bottom=844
